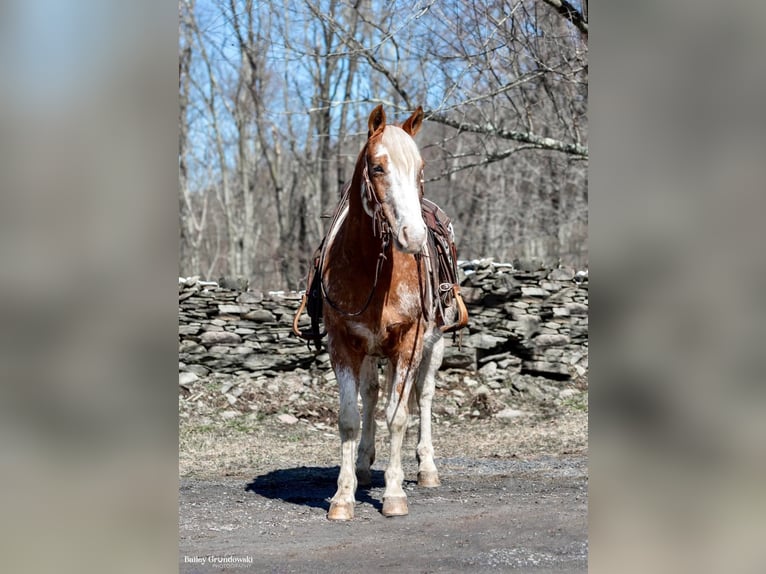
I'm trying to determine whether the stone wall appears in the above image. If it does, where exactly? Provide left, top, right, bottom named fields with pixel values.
left=178, top=260, right=588, bottom=385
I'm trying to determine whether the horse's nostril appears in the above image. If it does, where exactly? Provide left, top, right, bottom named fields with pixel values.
left=400, top=226, right=410, bottom=245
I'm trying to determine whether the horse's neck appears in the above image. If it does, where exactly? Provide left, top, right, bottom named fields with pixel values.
left=341, top=187, right=381, bottom=265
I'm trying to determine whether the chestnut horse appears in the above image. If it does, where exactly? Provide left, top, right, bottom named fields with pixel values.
left=318, top=105, right=452, bottom=520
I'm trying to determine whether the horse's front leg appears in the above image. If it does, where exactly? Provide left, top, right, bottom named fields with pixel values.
left=381, top=357, right=418, bottom=517
left=327, top=356, right=361, bottom=521
left=356, top=356, right=379, bottom=487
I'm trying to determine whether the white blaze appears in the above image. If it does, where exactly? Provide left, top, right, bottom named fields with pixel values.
left=377, top=129, right=427, bottom=253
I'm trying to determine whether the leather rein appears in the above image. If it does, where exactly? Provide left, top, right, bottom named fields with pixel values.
left=318, top=158, right=400, bottom=318
left=292, top=142, right=467, bottom=345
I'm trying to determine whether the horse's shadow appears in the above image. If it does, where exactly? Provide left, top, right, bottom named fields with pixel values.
left=245, top=466, right=386, bottom=512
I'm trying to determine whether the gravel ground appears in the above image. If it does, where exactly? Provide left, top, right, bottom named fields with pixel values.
left=179, top=368, right=588, bottom=573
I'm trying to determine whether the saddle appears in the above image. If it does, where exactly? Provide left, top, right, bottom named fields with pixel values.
left=292, top=198, right=469, bottom=349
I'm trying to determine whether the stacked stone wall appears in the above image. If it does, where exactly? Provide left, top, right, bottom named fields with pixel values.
left=178, top=260, right=588, bottom=385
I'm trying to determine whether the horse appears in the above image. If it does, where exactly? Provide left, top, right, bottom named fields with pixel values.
left=316, top=104, right=457, bottom=520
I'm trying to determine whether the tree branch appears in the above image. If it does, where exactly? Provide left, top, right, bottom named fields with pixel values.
left=425, top=111, right=588, bottom=158
left=425, top=145, right=543, bottom=182
left=540, top=0, right=588, bottom=40
left=303, top=1, right=413, bottom=108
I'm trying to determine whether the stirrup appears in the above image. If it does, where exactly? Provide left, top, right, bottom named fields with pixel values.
left=440, top=285, right=469, bottom=334
left=292, top=293, right=326, bottom=340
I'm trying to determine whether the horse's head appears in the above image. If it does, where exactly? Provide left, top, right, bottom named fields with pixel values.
left=362, top=105, right=427, bottom=254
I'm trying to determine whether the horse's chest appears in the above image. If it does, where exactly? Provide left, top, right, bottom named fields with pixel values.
left=347, top=285, right=422, bottom=355
left=347, top=319, right=417, bottom=357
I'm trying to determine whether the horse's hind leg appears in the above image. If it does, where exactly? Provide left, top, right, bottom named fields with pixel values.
left=327, top=355, right=361, bottom=521
left=415, top=332, right=444, bottom=487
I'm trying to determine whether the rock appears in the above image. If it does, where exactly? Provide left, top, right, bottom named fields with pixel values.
left=203, top=326, right=224, bottom=334
left=478, top=361, right=498, bottom=377
left=277, top=413, right=299, bottom=425
left=178, top=324, right=200, bottom=336
left=532, top=334, right=569, bottom=347
left=219, top=304, right=249, bottom=315
left=200, top=331, right=242, bottom=345
left=242, top=309, right=276, bottom=322
left=186, top=365, right=210, bottom=377
left=442, top=348, right=475, bottom=369
left=179, top=341, right=205, bottom=354
left=559, top=388, right=581, bottom=399
left=495, top=407, right=526, bottom=419
left=521, top=286, right=550, bottom=298
left=523, top=361, right=570, bottom=377
left=548, top=267, right=575, bottom=281
left=467, top=333, right=506, bottom=350
left=179, top=290, right=196, bottom=302
left=566, top=302, right=588, bottom=315
left=232, top=345, right=254, bottom=355
left=237, top=291, right=264, bottom=304
left=179, top=372, right=199, bottom=386
left=207, top=345, right=232, bottom=355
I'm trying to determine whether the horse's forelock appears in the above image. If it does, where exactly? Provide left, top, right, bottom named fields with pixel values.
left=378, top=126, right=421, bottom=174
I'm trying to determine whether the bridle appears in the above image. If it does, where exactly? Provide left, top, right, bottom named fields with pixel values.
left=291, top=126, right=467, bottom=347
left=319, top=152, right=390, bottom=318
left=319, top=145, right=427, bottom=319
left=361, top=160, right=393, bottom=245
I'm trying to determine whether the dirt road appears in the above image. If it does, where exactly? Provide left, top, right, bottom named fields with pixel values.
left=179, top=455, right=587, bottom=573
left=179, top=369, right=588, bottom=572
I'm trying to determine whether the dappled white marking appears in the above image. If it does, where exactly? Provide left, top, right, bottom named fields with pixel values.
left=397, top=281, right=421, bottom=316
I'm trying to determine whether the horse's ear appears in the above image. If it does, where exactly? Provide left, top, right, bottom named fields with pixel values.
left=367, top=105, right=386, bottom=138
left=401, top=106, right=424, bottom=136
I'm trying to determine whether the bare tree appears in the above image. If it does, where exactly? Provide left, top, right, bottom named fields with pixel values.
left=179, top=0, right=589, bottom=288
left=179, top=0, right=211, bottom=276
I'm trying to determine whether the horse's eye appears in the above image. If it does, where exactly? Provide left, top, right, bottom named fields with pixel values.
left=372, top=165, right=385, bottom=175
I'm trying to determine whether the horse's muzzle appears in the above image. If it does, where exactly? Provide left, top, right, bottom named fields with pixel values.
left=395, top=223, right=427, bottom=254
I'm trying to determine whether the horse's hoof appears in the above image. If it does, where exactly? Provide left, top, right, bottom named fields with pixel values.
left=356, top=469, right=372, bottom=487
left=417, top=470, right=440, bottom=488
left=327, top=501, right=354, bottom=521
left=382, top=496, right=409, bottom=517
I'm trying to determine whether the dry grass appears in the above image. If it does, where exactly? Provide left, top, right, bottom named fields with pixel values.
left=179, top=369, right=587, bottom=479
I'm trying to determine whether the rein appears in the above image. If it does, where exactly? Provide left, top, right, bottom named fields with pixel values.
left=293, top=135, right=466, bottom=346
left=318, top=158, right=393, bottom=318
